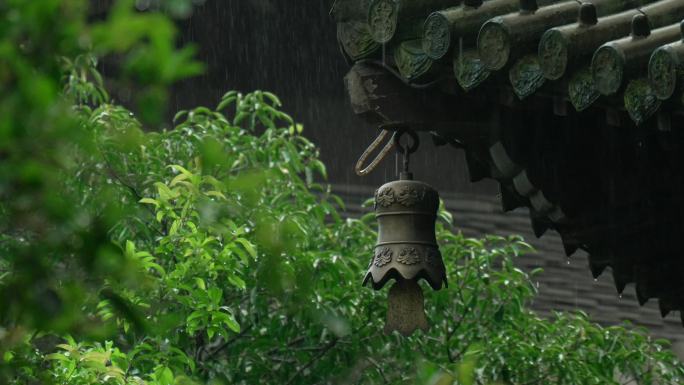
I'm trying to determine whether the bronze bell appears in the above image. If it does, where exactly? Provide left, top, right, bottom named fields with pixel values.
left=362, top=170, right=447, bottom=336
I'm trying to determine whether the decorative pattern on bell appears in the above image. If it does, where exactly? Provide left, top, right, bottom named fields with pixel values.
left=362, top=171, right=447, bottom=336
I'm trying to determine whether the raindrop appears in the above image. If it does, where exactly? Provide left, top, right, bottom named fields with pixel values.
left=566, top=259, right=570, bottom=265
left=593, top=278, right=598, bottom=282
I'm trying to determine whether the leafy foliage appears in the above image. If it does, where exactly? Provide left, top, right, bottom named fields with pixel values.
left=2, top=1, right=684, bottom=385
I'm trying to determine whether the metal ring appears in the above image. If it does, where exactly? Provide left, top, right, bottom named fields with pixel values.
left=393, top=130, right=419, bottom=155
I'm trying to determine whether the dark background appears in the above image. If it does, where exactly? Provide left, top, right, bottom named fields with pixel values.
left=170, top=0, right=497, bottom=196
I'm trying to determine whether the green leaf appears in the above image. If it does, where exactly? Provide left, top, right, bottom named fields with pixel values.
left=205, top=190, right=226, bottom=200
left=213, top=311, right=241, bottom=333
left=45, top=353, right=69, bottom=361
left=235, top=238, right=257, bottom=258
left=173, top=110, right=188, bottom=123
left=154, top=366, right=174, bottom=385
left=186, top=310, right=205, bottom=324
left=139, top=197, right=159, bottom=207
left=170, top=173, right=190, bottom=186
left=228, top=275, right=246, bottom=290
left=207, top=287, right=222, bottom=305
left=155, top=182, right=178, bottom=201
left=169, top=219, right=180, bottom=235
left=311, top=159, right=327, bottom=179
left=262, top=91, right=282, bottom=107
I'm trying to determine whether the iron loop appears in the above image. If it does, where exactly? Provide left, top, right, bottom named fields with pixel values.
left=393, top=130, right=420, bottom=155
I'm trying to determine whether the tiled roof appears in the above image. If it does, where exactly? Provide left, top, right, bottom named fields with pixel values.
left=334, top=0, right=684, bottom=122
left=333, top=0, right=684, bottom=324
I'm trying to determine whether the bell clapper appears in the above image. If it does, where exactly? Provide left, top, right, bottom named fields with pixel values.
left=385, top=279, right=429, bottom=336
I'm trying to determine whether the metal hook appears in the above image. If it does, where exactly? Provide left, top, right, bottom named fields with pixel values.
left=393, top=130, right=419, bottom=174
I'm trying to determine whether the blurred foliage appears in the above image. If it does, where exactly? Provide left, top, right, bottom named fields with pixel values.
left=2, top=1, right=684, bottom=385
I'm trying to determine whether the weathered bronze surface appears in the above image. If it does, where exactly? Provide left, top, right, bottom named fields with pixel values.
left=362, top=172, right=447, bottom=291
left=362, top=168, right=447, bottom=336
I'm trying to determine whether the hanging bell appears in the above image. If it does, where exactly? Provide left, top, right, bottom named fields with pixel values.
left=361, top=131, right=447, bottom=336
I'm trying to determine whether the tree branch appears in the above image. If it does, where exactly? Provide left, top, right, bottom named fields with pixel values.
left=285, top=338, right=338, bottom=385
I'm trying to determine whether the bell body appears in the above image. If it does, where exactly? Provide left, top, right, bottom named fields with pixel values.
left=363, top=173, right=447, bottom=291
